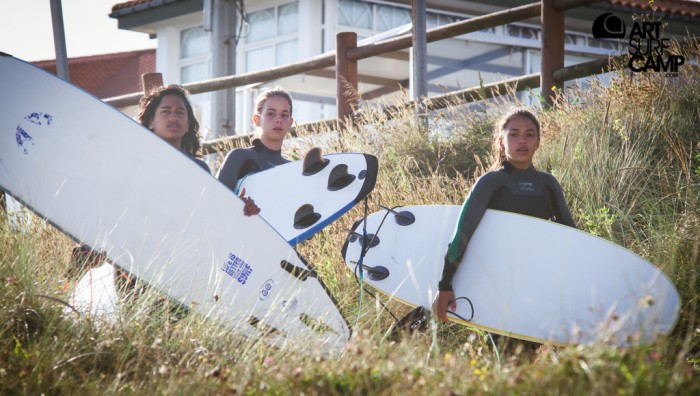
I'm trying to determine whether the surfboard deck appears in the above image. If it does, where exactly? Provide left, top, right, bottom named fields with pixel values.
left=0, top=54, right=350, bottom=353
left=342, top=205, right=680, bottom=346
left=236, top=148, right=378, bottom=246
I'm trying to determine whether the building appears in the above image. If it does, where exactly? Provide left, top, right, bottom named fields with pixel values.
left=109, top=0, right=700, bottom=140
left=35, top=49, right=156, bottom=115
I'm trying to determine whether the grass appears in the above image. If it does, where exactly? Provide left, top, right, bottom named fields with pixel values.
left=1, top=42, right=699, bottom=394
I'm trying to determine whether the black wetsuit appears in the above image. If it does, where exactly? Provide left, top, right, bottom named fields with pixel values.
left=438, top=161, right=575, bottom=291
left=190, top=157, right=211, bottom=173
left=217, top=138, right=289, bottom=192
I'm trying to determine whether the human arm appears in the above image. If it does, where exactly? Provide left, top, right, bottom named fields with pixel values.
left=544, top=174, right=576, bottom=228
left=216, top=148, right=259, bottom=192
left=433, top=173, right=499, bottom=321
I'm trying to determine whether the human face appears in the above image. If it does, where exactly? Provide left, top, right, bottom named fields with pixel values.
left=252, top=95, right=293, bottom=150
left=149, top=94, right=189, bottom=149
left=499, top=116, right=540, bottom=170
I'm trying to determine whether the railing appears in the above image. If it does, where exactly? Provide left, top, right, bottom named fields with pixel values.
left=104, top=0, right=613, bottom=155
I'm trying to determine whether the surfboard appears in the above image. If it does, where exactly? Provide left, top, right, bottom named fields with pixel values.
left=0, top=54, right=350, bottom=353
left=68, top=262, right=120, bottom=324
left=235, top=148, right=378, bottom=245
left=342, top=205, right=681, bottom=346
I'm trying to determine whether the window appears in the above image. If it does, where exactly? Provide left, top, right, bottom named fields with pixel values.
left=376, top=5, right=410, bottom=31
left=338, top=0, right=372, bottom=29
left=180, top=26, right=211, bottom=83
left=179, top=26, right=211, bottom=137
left=243, top=2, right=299, bottom=72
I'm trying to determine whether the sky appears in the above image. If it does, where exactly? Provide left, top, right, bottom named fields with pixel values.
left=1, top=0, right=156, bottom=62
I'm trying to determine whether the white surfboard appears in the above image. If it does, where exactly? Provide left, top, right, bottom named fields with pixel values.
left=342, top=205, right=680, bottom=346
left=0, top=54, right=350, bottom=353
left=236, top=148, right=378, bottom=245
left=68, top=262, right=120, bottom=323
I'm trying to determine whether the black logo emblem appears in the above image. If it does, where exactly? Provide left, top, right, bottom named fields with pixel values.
left=592, top=13, right=626, bottom=39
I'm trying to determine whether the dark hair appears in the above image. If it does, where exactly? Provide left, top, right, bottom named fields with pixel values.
left=137, top=84, right=202, bottom=157
left=491, top=107, right=541, bottom=168
left=254, top=86, right=293, bottom=116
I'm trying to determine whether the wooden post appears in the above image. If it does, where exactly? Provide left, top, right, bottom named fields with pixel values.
left=335, top=32, right=358, bottom=131
left=541, top=0, right=565, bottom=108
left=142, top=72, right=164, bottom=94
left=412, top=0, right=428, bottom=132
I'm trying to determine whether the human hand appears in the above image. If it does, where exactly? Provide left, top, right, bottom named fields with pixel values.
left=239, top=187, right=261, bottom=217
left=431, top=289, right=456, bottom=322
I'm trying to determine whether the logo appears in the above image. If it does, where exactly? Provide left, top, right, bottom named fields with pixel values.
left=282, top=298, right=298, bottom=313
left=592, top=13, right=626, bottom=39
left=592, top=13, right=685, bottom=77
left=16, top=112, right=53, bottom=155
left=222, top=253, right=253, bottom=285
left=518, top=182, right=534, bottom=192
left=259, top=279, right=275, bottom=301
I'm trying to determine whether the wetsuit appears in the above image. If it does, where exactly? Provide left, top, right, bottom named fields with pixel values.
left=190, top=157, right=211, bottom=173
left=217, top=138, right=289, bottom=192
left=438, top=160, right=575, bottom=291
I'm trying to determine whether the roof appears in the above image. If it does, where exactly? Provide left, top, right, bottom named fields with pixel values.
left=110, top=0, right=700, bottom=19
left=609, top=0, right=700, bottom=18
left=111, top=0, right=188, bottom=15
left=34, top=49, right=155, bottom=99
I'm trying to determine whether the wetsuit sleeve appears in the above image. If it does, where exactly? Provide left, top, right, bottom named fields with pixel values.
left=439, top=173, right=500, bottom=291
left=216, top=148, right=259, bottom=192
left=191, top=157, right=211, bottom=174
left=544, top=174, right=576, bottom=228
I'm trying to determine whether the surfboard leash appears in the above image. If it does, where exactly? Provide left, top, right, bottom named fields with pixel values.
left=446, top=296, right=474, bottom=322
left=352, top=202, right=404, bottom=330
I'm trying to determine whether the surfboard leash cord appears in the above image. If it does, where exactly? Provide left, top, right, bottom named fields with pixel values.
left=352, top=202, right=405, bottom=330
left=446, top=296, right=474, bottom=322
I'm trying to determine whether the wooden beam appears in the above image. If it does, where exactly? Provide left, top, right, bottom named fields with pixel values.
left=541, top=0, right=565, bottom=107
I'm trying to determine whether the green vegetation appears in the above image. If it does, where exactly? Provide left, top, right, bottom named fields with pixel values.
left=2, top=42, right=698, bottom=394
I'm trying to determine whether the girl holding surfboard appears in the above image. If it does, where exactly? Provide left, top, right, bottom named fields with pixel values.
left=217, top=87, right=294, bottom=216
left=67, top=85, right=212, bottom=282
left=432, top=108, right=576, bottom=322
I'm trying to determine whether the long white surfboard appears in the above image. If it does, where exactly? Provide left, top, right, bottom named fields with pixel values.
left=342, top=205, right=680, bottom=346
left=0, top=54, right=350, bottom=353
left=236, top=149, right=378, bottom=245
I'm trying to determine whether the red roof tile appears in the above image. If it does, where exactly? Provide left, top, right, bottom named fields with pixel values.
left=34, top=49, right=155, bottom=99
left=610, top=0, right=700, bottom=18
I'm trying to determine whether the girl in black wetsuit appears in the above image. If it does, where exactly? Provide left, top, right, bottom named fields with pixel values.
left=217, top=87, right=294, bottom=216
left=432, top=108, right=575, bottom=322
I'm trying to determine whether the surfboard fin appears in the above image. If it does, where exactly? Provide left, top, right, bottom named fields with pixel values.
left=302, top=147, right=330, bottom=176
left=348, top=231, right=380, bottom=249
left=362, top=264, right=389, bottom=281
left=387, top=306, right=430, bottom=340
left=248, top=316, right=282, bottom=336
left=280, top=260, right=316, bottom=281
left=378, top=205, right=416, bottom=226
left=299, top=313, right=340, bottom=336
left=293, top=204, right=322, bottom=229
left=327, top=164, right=356, bottom=191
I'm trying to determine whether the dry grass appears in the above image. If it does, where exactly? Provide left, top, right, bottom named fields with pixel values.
left=1, top=41, right=699, bottom=394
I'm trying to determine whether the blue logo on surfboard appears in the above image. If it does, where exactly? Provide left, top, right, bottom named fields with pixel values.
left=222, top=253, right=253, bottom=284
left=259, top=279, right=275, bottom=301
left=16, top=113, right=53, bottom=155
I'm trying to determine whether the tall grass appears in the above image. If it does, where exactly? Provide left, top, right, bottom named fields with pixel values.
left=1, top=42, right=698, bottom=394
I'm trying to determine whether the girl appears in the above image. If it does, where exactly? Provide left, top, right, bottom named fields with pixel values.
left=217, top=87, right=294, bottom=216
left=432, top=108, right=576, bottom=321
